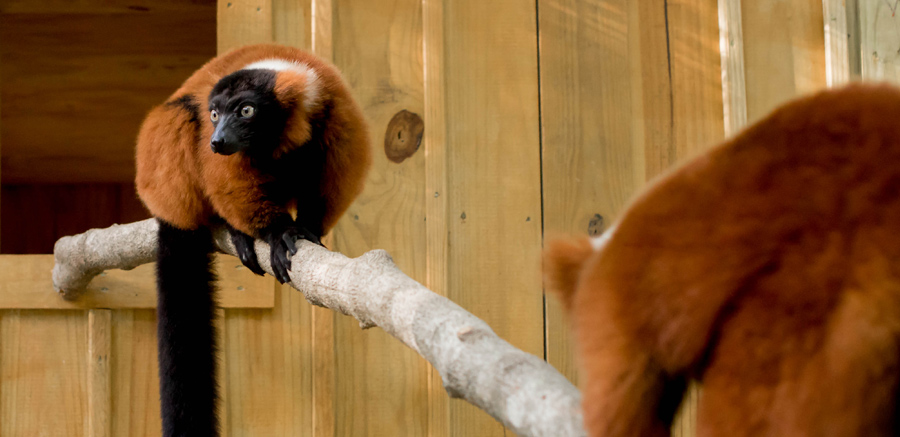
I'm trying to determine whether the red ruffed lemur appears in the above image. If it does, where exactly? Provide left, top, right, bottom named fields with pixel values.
left=544, top=83, right=900, bottom=436
left=135, top=44, right=371, bottom=436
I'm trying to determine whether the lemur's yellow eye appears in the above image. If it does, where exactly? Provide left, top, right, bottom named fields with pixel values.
left=240, top=105, right=255, bottom=118
left=210, top=110, right=219, bottom=122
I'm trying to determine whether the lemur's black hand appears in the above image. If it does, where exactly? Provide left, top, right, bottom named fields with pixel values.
left=283, top=226, right=324, bottom=256
left=227, top=225, right=266, bottom=276
left=262, top=219, right=325, bottom=284
left=265, top=231, right=294, bottom=284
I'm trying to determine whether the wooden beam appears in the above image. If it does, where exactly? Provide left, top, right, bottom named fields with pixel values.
left=0, top=255, right=274, bottom=309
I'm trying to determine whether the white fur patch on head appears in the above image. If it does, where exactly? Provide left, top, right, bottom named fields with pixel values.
left=242, top=58, right=321, bottom=112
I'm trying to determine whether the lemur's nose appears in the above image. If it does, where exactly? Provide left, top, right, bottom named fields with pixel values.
left=211, top=138, right=225, bottom=154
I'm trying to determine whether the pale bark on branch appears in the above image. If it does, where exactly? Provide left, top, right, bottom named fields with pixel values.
left=52, top=218, right=585, bottom=437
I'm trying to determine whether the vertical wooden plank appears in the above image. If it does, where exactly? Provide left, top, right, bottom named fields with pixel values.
left=539, top=0, right=646, bottom=387
left=216, top=3, right=317, bottom=435
left=328, top=0, right=428, bottom=435
left=218, top=0, right=274, bottom=53
left=1, top=310, right=88, bottom=435
left=718, top=0, right=747, bottom=136
left=272, top=0, right=312, bottom=48
left=442, top=0, right=543, bottom=435
left=859, top=0, right=900, bottom=82
left=311, top=306, right=334, bottom=437
left=88, top=309, right=112, bottom=437
left=741, top=0, right=826, bottom=123
left=423, top=0, right=449, bottom=435
left=540, top=2, right=721, bottom=437
left=111, top=309, right=161, bottom=437
left=222, top=284, right=313, bottom=437
left=667, top=0, right=726, bottom=160
left=823, top=0, right=851, bottom=86
left=666, top=3, right=723, bottom=435
left=214, top=2, right=314, bottom=435
left=311, top=3, right=337, bottom=437
left=312, top=0, right=333, bottom=59
left=214, top=308, right=229, bottom=437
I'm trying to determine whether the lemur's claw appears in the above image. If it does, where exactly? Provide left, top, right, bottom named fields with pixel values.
left=228, top=227, right=265, bottom=276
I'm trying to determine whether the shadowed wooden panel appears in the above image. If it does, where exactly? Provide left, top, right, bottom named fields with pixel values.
left=0, top=11, right=215, bottom=183
left=0, top=0, right=215, bottom=14
left=1, top=184, right=150, bottom=255
left=329, top=0, right=429, bottom=435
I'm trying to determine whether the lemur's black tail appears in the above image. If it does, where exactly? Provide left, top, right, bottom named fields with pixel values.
left=155, top=220, right=220, bottom=437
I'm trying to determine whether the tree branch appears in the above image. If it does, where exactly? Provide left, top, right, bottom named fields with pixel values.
left=52, top=218, right=585, bottom=436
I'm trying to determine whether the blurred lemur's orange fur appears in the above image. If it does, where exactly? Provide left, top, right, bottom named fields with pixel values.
left=545, top=83, right=900, bottom=436
left=135, top=44, right=371, bottom=235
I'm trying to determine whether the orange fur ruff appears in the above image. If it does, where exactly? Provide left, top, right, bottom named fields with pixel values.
left=135, top=44, right=371, bottom=235
left=545, top=83, right=900, bottom=436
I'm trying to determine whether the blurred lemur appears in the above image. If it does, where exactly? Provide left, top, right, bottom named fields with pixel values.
left=135, top=44, right=371, bottom=436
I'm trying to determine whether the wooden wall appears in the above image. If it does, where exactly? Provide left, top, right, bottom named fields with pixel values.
left=0, top=0, right=874, bottom=435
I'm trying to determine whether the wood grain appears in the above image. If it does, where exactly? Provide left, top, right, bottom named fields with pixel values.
left=0, top=255, right=275, bottom=309
left=442, top=0, right=543, bottom=434
left=327, top=0, right=429, bottom=435
left=88, top=309, right=112, bottom=437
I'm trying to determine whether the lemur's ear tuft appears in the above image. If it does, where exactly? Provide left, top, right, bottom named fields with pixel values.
left=273, top=68, right=323, bottom=155
left=273, top=67, right=321, bottom=113
left=543, top=235, right=594, bottom=312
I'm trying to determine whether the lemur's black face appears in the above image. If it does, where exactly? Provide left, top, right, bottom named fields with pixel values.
left=208, top=69, right=288, bottom=156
